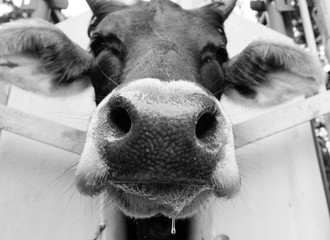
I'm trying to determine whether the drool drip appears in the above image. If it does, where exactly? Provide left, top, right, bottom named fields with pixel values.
left=171, top=218, right=176, bottom=235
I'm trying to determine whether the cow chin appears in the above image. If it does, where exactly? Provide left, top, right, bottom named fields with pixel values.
left=76, top=137, right=241, bottom=218
left=76, top=154, right=241, bottom=219
left=105, top=184, right=216, bottom=218
left=76, top=171, right=239, bottom=219
left=106, top=150, right=241, bottom=218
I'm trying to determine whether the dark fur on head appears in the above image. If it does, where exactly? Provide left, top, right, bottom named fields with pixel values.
left=87, top=0, right=230, bottom=103
left=88, top=1, right=130, bottom=37
left=191, top=2, right=226, bottom=30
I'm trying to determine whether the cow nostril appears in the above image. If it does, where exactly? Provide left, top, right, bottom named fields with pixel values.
left=195, top=111, right=217, bottom=141
left=109, top=107, right=132, bottom=135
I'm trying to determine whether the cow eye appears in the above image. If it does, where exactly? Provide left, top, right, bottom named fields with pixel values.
left=201, top=50, right=215, bottom=64
left=90, top=35, right=107, bottom=56
left=216, top=47, right=228, bottom=64
left=205, top=57, right=212, bottom=63
left=202, top=56, right=214, bottom=63
left=90, top=33, right=122, bottom=57
left=201, top=46, right=228, bottom=65
left=218, top=28, right=224, bottom=35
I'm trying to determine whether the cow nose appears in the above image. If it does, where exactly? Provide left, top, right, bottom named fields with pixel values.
left=107, top=91, right=219, bottom=144
left=108, top=103, right=132, bottom=137
left=195, top=110, right=218, bottom=143
left=99, top=78, right=231, bottom=181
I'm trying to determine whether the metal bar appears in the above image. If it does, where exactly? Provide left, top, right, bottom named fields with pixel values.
left=0, top=104, right=86, bottom=155
left=313, top=0, right=330, bottom=61
left=31, top=0, right=51, bottom=20
left=297, top=0, right=330, bottom=213
left=233, top=90, right=330, bottom=148
left=298, top=0, right=318, bottom=54
left=2, top=91, right=330, bottom=154
left=0, top=83, right=10, bottom=106
left=266, top=1, right=287, bottom=35
left=310, top=120, right=330, bottom=215
left=0, top=82, right=10, bottom=139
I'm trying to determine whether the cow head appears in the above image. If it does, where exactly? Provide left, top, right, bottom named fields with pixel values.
left=0, top=0, right=325, bottom=221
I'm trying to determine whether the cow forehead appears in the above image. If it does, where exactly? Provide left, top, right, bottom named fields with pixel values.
left=95, top=1, right=185, bottom=34
left=94, top=1, right=226, bottom=49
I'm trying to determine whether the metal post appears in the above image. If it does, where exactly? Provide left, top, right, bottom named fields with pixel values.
left=0, top=82, right=11, bottom=139
left=297, top=0, right=330, bottom=214
left=267, top=1, right=288, bottom=35
left=298, top=0, right=318, bottom=54
left=30, top=0, right=50, bottom=20
left=313, top=0, right=330, bottom=61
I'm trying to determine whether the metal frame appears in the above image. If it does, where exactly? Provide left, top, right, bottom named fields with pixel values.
left=2, top=90, right=330, bottom=153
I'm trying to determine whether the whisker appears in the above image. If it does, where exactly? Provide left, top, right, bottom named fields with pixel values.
left=213, top=82, right=233, bottom=96
left=97, top=63, right=119, bottom=86
left=45, top=161, right=78, bottom=191
left=166, top=67, right=171, bottom=81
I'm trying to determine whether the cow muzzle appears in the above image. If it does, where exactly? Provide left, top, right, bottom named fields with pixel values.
left=76, top=78, right=240, bottom=218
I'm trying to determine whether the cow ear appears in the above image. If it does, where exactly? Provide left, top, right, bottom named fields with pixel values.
left=197, top=0, right=237, bottom=21
left=87, top=0, right=128, bottom=37
left=0, top=19, right=92, bottom=95
left=223, top=41, right=326, bottom=106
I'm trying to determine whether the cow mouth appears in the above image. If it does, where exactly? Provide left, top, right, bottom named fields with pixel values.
left=106, top=180, right=214, bottom=218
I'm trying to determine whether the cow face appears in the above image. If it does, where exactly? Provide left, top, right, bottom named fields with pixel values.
left=0, top=0, right=325, bottom=220
left=78, top=0, right=240, bottom=219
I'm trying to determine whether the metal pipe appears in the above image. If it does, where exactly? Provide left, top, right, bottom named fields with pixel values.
left=298, top=0, right=318, bottom=54
left=298, top=0, right=330, bottom=217
left=31, top=0, right=50, bottom=20
left=314, top=0, right=330, bottom=61
left=266, top=1, right=287, bottom=35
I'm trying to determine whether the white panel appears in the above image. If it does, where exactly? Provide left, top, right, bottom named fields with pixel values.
left=192, top=123, right=330, bottom=240
left=0, top=13, right=97, bottom=240
left=0, top=132, right=99, bottom=240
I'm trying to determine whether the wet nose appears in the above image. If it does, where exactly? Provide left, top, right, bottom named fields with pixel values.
left=98, top=78, right=231, bottom=182
left=108, top=88, right=219, bottom=147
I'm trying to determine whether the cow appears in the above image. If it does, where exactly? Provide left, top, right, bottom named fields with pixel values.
left=0, top=0, right=326, bottom=239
